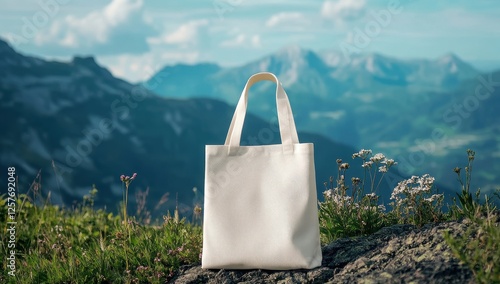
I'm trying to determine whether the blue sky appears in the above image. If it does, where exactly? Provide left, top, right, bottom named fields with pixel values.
left=0, top=0, right=499, bottom=82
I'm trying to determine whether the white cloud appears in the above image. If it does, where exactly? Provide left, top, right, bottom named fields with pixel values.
left=221, top=34, right=246, bottom=47
left=321, top=0, right=366, bottom=22
left=160, top=19, right=209, bottom=46
left=221, top=34, right=261, bottom=48
left=99, top=53, right=160, bottom=82
left=251, top=35, right=261, bottom=48
left=33, top=0, right=155, bottom=54
left=266, top=12, right=306, bottom=28
left=104, top=0, right=143, bottom=25
left=100, top=50, right=202, bottom=83
left=102, top=18, right=213, bottom=82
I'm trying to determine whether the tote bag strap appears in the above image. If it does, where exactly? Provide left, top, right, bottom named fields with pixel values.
left=224, top=72, right=300, bottom=154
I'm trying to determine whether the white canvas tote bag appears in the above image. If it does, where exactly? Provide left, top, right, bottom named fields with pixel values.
left=202, top=72, right=322, bottom=270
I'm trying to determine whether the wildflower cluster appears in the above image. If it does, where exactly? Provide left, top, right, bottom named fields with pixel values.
left=320, top=148, right=452, bottom=244
left=391, top=174, right=438, bottom=202
left=352, top=149, right=397, bottom=194
left=389, top=174, right=444, bottom=226
left=319, top=149, right=397, bottom=243
left=352, top=149, right=372, bottom=160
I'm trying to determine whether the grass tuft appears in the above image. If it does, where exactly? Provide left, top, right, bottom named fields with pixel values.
left=0, top=180, right=202, bottom=284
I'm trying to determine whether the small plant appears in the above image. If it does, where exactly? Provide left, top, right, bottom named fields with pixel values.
left=444, top=149, right=500, bottom=284
left=319, top=149, right=396, bottom=244
left=352, top=149, right=397, bottom=195
left=450, top=149, right=484, bottom=219
left=120, top=172, right=137, bottom=277
left=120, top=173, right=137, bottom=227
left=444, top=206, right=500, bottom=284
left=389, top=174, right=444, bottom=227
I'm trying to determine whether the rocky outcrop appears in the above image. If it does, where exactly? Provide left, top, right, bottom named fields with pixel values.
left=170, top=220, right=474, bottom=283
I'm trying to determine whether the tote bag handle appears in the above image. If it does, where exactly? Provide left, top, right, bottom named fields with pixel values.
left=224, top=72, right=300, bottom=154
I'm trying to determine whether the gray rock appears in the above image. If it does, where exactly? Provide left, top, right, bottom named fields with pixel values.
left=170, top=220, right=475, bottom=284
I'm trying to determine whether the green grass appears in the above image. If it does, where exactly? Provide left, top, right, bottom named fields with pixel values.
left=0, top=181, right=202, bottom=284
left=443, top=150, right=500, bottom=284
left=1, top=149, right=499, bottom=283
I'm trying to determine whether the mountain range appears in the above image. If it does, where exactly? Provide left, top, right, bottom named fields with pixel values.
left=146, top=45, right=500, bottom=194
left=1, top=37, right=497, bottom=218
left=0, top=39, right=378, bottom=218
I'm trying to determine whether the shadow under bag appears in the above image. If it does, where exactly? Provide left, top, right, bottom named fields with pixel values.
left=202, top=72, right=322, bottom=270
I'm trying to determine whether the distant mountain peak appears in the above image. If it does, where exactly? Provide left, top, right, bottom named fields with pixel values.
left=438, top=52, right=461, bottom=61
left=436, top=53, right=476, bottom=74
left=0, top=37, right=15, bottom=55
left=72, top=56, right=113, bottom=78
left=319, top=49, right=348, bottom=67
left=72, top=56, right=99, bottom=67
left=273, top=45, right=316, bottom=62
left=278, top=44, right=306, bottom=54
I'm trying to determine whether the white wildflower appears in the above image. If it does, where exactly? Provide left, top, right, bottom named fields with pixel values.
left=410, top=175, right=420, bottom=183
left=382, top=159, right=397, bottom=167
left=419, top=174, right=435, bottom=189
left=391, top=180, right=407, bottom=200
left=353, top=149, right=372, bottom=159
left=331, top=194, right=353, bottom=207
left=391, top=174, right=436, bottom=200
left=370, top=153, right=386, bottom=163
left=365, top=192, right=377, bottom=199
left=378, top=165, right=388, bottom=173
left=324, top=188, right=353, bottom=207
left=340, top=163, right=350, bottom=169
left=378, top=204, right=386, bottom=212
left=343, top=195, right=353, bottom=203
left=424, top=194, right=443, bottom=203
left=324, top=189, right=335, bottom=199
left=362, top=161, right=374, bottom=168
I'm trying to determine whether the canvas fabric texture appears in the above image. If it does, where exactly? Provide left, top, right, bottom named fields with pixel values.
left=202, top=72, right=322, bottom=270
